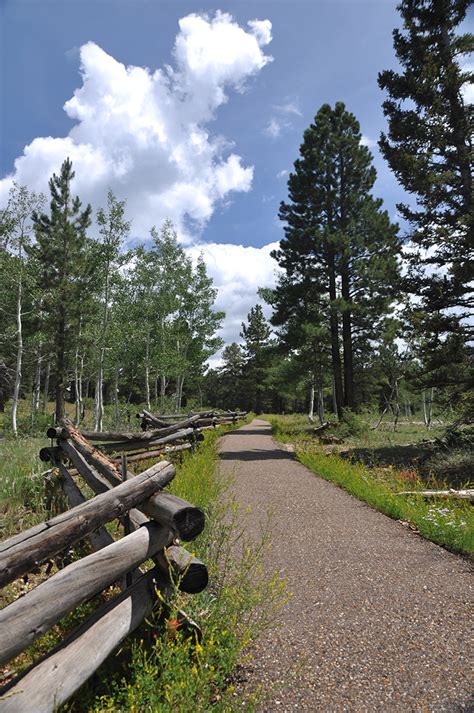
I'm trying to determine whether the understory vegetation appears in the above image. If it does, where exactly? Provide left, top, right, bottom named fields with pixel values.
left=268, top=413, right=473, bottom=556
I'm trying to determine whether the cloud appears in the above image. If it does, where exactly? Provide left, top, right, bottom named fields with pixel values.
left=187, top=241, right=280, bottom=364
left=0, top=12, right=272, bottom=241
left=361, top=135, right=377, bottom=148
left=264, top=118, right=284, bottom=138
left=264, top=97, right=301, bottom=140
left=274, top=100, right=301, bottom=116
left=276, top=169, right=288, bottom=179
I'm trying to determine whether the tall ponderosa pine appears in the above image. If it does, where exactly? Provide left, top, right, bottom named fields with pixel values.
left=273, top=102, right=400, bottom=417
left=378, top=0, right=473, bottom=397
left=31, top=158, right=92, bottom=421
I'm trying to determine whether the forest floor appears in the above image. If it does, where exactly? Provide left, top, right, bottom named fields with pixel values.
left=218, top=419, right=473, bottom=712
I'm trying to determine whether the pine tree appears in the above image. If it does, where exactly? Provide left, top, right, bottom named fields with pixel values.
left=218, top=342, right=246, bottom=409
left=30, top=158, right=92, bottom=421
left=378, top=0, right=473, bottom=400
left=240, top=304, right=272, bottom=413
left=273, top=102, right=400, bottom=417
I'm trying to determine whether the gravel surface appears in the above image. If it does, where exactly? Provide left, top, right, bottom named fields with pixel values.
left=218, top=419, right=473, bottom=712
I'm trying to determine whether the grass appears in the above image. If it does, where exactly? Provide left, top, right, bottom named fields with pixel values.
left=267, top=413, right=473, bottom=556
left=0, top=412, right=288, bottom=711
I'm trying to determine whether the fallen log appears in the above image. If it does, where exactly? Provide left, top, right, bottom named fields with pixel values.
left=0, top=460, right=175, bottom=587
left=396, top=488, right=474, bottom=500
left=0, top=522, right=173, bottom=665
left=0, top=567, right=171, bottom=713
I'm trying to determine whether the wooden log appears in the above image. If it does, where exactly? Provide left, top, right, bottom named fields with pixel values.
left=137, top=409, right=170, bottom=428
left=0, top=568, right=171, bottom=713
left=0, top=522, right=173, bottom=666
left=396, top=488, right=474, bottom=500
left=0, top=461, right=175, bottom=587
left=97, top=427, right=195, bottom=454
left=155, top=545, right=208, bottom=594
left=60, top=440, right=204, bottom=540
left=139, top=492, right=205, bottom=541
left=58, top=464, right=114, bottom=552
left=78, top=414, right=204, bottom=443
left=113, top=442, right=192, bottom=465
left=39, top=446, right=63, bottom=463
left=59, top=439, right=116, bottom=493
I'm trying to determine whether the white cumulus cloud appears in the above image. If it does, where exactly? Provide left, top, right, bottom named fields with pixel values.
left=0, top=12, right=272, bottom=240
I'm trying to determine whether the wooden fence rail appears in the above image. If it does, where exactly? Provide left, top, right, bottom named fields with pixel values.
left=0, top=409, right=246, bottom=712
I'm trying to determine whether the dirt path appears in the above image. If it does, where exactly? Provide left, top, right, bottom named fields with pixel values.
left=218, top=419, right=473, bottom=712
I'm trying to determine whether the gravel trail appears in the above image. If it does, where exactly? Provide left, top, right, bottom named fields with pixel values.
left=218, top=419, right=473, bottom=712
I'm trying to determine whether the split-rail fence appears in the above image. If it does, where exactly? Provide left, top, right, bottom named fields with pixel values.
left=0, top=410, right=246, bottom=712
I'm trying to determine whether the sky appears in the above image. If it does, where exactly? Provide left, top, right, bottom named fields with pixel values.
left=1, top=0, right=471, bottom=363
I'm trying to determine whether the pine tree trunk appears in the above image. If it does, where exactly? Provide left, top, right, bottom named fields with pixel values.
left=12, top=276, right=23, bottom=436
left=32, top=345, right=42, bottom=419
left=42, top=355, right=51, bottom=415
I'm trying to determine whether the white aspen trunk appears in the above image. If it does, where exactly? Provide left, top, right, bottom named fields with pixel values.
left=95, top=262, right=111, bottom=431
left=176, top=375, right=184, bottom=411
left=94, top=347, right=105, bottom=431
left=422, top=389, right=430, bottom=428
left=11, top=275, right=23, bottom=436
left=427, top=387, right=435, bottom=430
left=308, top=381, right=315, bottom=421
left=145, top=334, right=151, bottom=410
left=77, top=354, right=84, bottom=425
left=114, top=366, right=120, bottom=428
left=32, top=346, right=42, bottom=418
left=392, top=380, right=400, bottom=431
left=154, top=372, right=159, bottom=407
left=74, top=353, right=80, bottom=426
left=318, top=385, right=325, bottom=425
left=42, top=355, right=51, bottom=415
left=160, top=374, right=167, bottom=412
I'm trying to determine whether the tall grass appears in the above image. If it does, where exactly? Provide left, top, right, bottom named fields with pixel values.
left=0, top=437, right=49, bottom=538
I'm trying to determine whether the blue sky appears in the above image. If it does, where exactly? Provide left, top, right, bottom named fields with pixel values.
left=2, top=0, right=470, bottom=354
